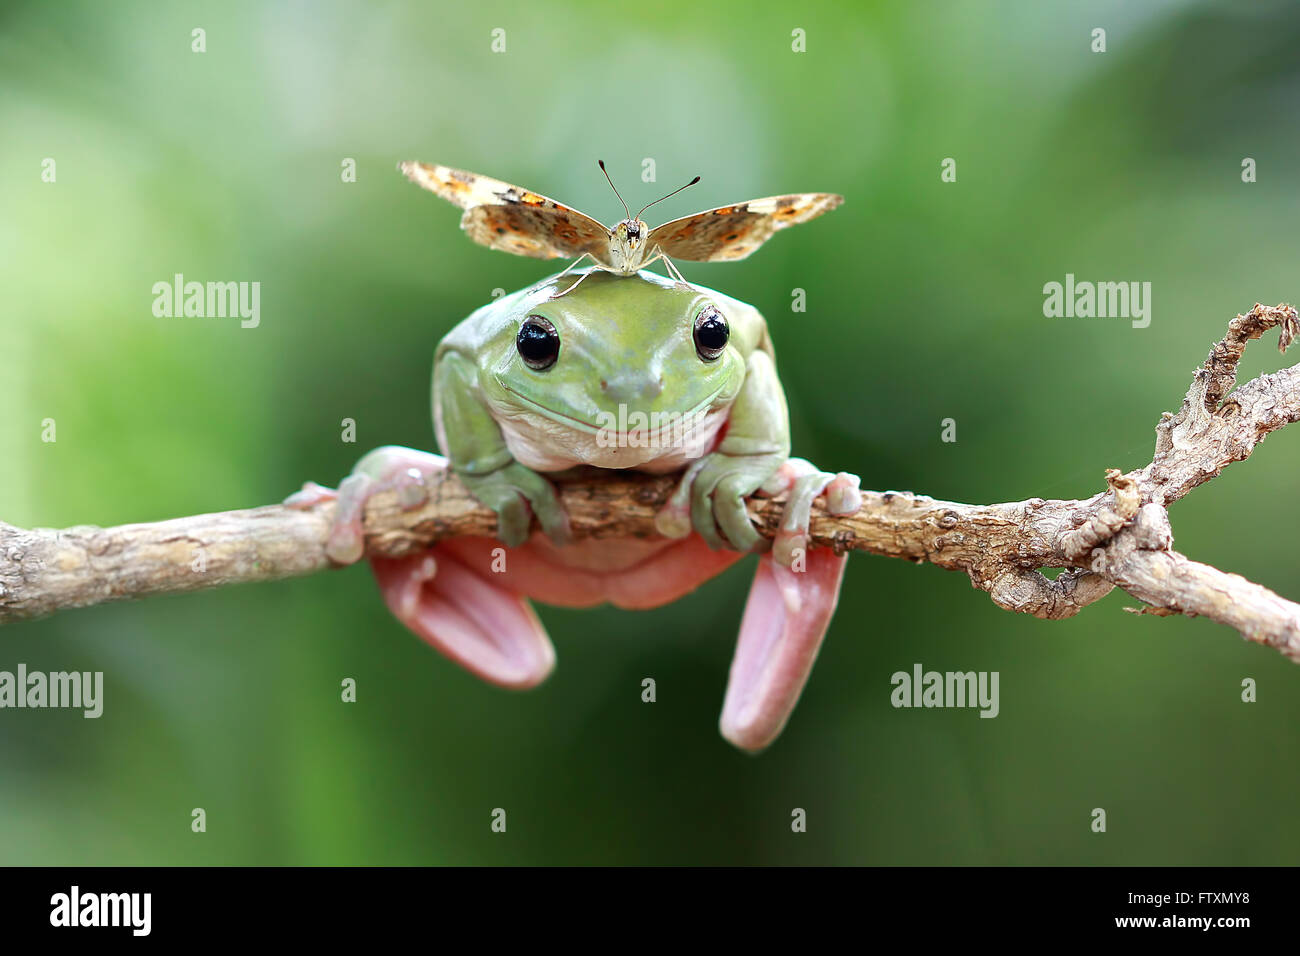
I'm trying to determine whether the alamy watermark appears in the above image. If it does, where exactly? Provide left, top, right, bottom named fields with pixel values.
left=0, top=664, right=103, bottom=717
left=594, top=404, right=710, bottom=451
left=1043, top=273, right=1151, bottom=328
left=152, top=273, right=260, bottom=328
left=890, top=663, right=999, bottom=718
left=50, top=886, right=150, bottom=936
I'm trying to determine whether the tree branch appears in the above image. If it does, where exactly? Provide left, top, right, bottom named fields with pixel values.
left=3, top=304, right=1298, bottom=661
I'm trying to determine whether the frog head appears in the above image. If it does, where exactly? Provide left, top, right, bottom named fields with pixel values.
left=480, top=270, right=751, bottom=458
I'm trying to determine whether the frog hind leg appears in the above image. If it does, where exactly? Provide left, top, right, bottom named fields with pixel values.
left=720, top=548, right=849, bottom=752
left=370, top=548, right=555, bottom=690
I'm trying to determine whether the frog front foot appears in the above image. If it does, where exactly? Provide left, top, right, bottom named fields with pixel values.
left=285, top=445, right=442, bottom=565
left=654, top=453, right=861, bottom=560
left=759, top=458, right=862, bottom=565
left=652, top=450, right=786, bottom=552
left=457, top=461, right=571, bottom=549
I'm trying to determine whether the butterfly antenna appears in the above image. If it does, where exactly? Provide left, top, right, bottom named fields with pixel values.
left=597, top=160, right=631, bottom=220
left=637, top=175, right=702, bottom=220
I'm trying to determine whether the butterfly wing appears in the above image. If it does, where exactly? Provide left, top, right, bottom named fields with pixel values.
left=399, top=161, right=613, bottom=262
left=647, top=193, right=843, bottom=263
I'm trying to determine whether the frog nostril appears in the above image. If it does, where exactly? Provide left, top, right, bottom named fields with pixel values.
left=600, top=379, right=608, bottom=391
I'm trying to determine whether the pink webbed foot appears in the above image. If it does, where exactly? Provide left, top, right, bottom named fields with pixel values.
left=720, top=457, right=860, bottom=751
left=371, top=548, right=555, bottom=689
left=720, top=547, right=849, bottom=752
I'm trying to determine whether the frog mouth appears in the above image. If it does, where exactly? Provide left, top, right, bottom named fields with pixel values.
left=499, top=383, right=724, bottom=438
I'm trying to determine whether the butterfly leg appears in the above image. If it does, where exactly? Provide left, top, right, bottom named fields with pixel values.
left=552, top=251, right=597, bottom=282
left=537, top=253, right=598, bottom=297
left=551, top=267, right=601, bottom=299
left=660, top=252, right=689, bottom=285
left=639, top=246, right=691, bottom=286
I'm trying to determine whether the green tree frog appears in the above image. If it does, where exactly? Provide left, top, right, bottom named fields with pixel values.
left=289, top=269, right=860, bottom=751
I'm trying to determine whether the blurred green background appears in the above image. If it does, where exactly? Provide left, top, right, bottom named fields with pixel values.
left=2, top=0, right=1298, bottom=865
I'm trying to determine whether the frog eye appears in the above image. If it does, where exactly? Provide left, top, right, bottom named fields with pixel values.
left=693, top=305, right=729, bottom=362
left=517, top=315, right=560, bottom=370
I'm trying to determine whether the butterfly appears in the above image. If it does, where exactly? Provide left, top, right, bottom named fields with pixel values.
left=398, top=160, right=843, bottom=290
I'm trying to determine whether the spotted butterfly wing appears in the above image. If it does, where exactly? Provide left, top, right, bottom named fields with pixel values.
left=647, top=193, right=844, bottom=262
left=399, top=161, right=613, bottom=263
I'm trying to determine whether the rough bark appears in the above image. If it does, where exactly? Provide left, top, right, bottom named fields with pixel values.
left=2, top=304, right=1297, bottom=661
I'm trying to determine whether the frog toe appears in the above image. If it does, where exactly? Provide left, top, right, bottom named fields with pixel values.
left=324, top=473, right=374, bottom=565
left=523, top=484, right=572, bottom=547
left=283, top=480, right=337, bottom=509
left=713, top=473, right=763, bottom=552
left=655, top=457, right=708, bottom=539
left=690, top=476, right=728, bottom=551
left=824, top=472, right=863, bottom=515
left=493, top=494, right=533, bottom=548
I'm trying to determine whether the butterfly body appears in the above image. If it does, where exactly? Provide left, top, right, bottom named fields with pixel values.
left=606, top=218, right=652, bottom=273
left=399, top=161, right=843, bottom=281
